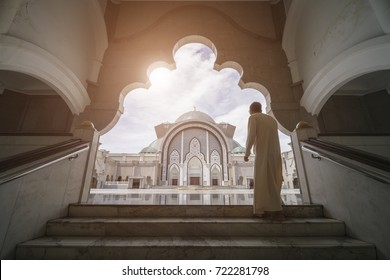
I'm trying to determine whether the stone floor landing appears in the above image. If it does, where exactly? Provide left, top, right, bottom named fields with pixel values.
left=15, top=204, right=377, bottom=260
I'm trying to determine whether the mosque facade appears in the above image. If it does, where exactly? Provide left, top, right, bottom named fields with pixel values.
left=94, top=110, right=256, bottom=189
left=94, top=110, right=298, bottom=191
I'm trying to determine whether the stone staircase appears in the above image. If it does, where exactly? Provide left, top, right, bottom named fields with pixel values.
left=15, top=204, right=377, bottom=259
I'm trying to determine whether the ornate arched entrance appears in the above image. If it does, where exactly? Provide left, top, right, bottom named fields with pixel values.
left=187, top=156, right=203, bottom=186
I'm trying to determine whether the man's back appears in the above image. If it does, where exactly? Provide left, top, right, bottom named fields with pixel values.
left=248, top=113, right=280, bottom=156
left=244, top=102, right=285, bottom=220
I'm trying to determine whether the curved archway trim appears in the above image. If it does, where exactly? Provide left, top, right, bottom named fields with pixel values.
left=103, top=36, right=277, bottom=135
left=301, top=35, right=390, bottom=115
left=0, top=35, right=90, bottom=114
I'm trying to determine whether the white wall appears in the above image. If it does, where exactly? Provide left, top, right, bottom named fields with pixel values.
left=302, top=147, right=390, bottom=259
left=0, top=149, right=89, bottom=259
left=4, top=0, right=107, bottom=87
left=283, top=0, right=390, bottom=115
left=295, top=0, right=383, bottom=89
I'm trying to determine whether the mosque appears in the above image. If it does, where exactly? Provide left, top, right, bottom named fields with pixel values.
left=92, top=109, right=301, bottom=205
left=94, top=109, right=256, bottom=189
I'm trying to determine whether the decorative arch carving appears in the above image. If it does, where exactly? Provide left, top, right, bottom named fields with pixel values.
left=189, top=138, right=201, bottom=157
left=210, top=150, right=221, bottom=165
left=169, top=150, right=180, bottom=165
left=183, top=138, right=206, bottom=165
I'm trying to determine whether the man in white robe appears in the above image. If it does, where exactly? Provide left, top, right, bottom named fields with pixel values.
left=244, top=102, right=285, bottom=221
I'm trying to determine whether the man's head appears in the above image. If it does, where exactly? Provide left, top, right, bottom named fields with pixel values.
left=249, top=102, right=262, bottom=114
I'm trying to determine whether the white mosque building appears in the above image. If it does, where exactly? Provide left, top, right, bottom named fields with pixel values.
left=93, top=110, right=299, bottom=199
left=94, top=109, right=256, bottom=189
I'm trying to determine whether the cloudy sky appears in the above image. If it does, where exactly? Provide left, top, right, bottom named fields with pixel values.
left=99, top=43, right=291, bottom=153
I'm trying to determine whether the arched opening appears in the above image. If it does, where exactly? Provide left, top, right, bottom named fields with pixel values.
left=0, top=36, right=90, bottom=115
left=301, top=35, right=390, bottom=115
left=0, top=70, right=74, bottom=135
left=187, top=156, right=203, bottom=186
left=169, top=164, right=180, bottom=186
left=210, top=164, right=221, bottom=186
left=93, top=39, right=300, bottom=205
left=317, top=70, right=390, bottom=136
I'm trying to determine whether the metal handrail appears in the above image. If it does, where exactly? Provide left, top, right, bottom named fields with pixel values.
left=302, top=138, right=390, bottom=184
left=0, top=139, right=89, bottom=184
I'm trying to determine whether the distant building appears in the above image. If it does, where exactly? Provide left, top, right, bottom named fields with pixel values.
left=93, top=110, right=255, bottom=189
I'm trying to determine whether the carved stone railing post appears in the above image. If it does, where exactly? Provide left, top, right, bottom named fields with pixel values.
left=73, top=121, right=100, bottom=203
left=291, top=121, right=318, bottom=204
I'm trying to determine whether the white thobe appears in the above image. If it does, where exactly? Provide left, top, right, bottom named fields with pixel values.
left=245, top=113, right=283, bottom=215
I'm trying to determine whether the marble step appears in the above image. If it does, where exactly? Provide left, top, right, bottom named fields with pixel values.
left=46, top=217, right=345, bottom=237
left=68, top=204, right=323, bottom=218
left=16, top=236, right=376, bottom=260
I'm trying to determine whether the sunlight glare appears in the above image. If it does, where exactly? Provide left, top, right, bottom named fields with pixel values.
left=149, top=67, right=171, bottom=86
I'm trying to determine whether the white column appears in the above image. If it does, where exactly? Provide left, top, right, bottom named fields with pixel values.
left=180, top=131, right=185, bottom=185
left=179, top=193, right=187, bottom=205
left=205, top=131, right=210, bottom=186
left=231, top=162, right=236, bottom=186
left=180, top=131, right=184, bottom=164
left=179, top=165, right=184, bottom=186
left=203, top=194, right=211, bottom=205
left=152, top=164, right=156, bottom=186
left=206, top=131, right=210, bottom=164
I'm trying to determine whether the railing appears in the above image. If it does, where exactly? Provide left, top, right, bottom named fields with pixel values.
left=318, top=133, right=390, bottom=137
left=301, top=138, right=390, bottom=183
left=0, top=139, right=89, bottom=184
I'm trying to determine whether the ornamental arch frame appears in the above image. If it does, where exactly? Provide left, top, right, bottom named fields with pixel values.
left=160, top=120, right=230, bottom=185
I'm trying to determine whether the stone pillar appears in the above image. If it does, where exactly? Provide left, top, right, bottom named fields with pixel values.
left=179, top=164, right=184, bottom=186
left=206, top=131, right=210, bottom=164
left=290, top=121, right=318, bottom=204
left=180, top=131, right=184, bottom=164
left=152, top=162, right=158, bottom=186
left=203, top=194, right=211, bottom=205
left=73, top=121, right=100, bottom=203
left=140, top=178, right=144, bottom=189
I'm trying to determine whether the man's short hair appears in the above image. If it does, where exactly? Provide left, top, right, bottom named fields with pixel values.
left=250, top=102, right=262, bottom=113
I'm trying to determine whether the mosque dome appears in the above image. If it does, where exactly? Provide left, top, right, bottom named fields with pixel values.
left=233, top=140, right=242, bottom=149
left=232, top=146, right=246, bottom=154
left=175, top=110, right=216, bottom=124
left=140, top=139, right=158, bottom=153
left=232, top=140, right=246, bottom=154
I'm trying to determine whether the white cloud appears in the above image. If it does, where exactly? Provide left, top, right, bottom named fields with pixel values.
left=100, top=43, right=292, bottom=153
